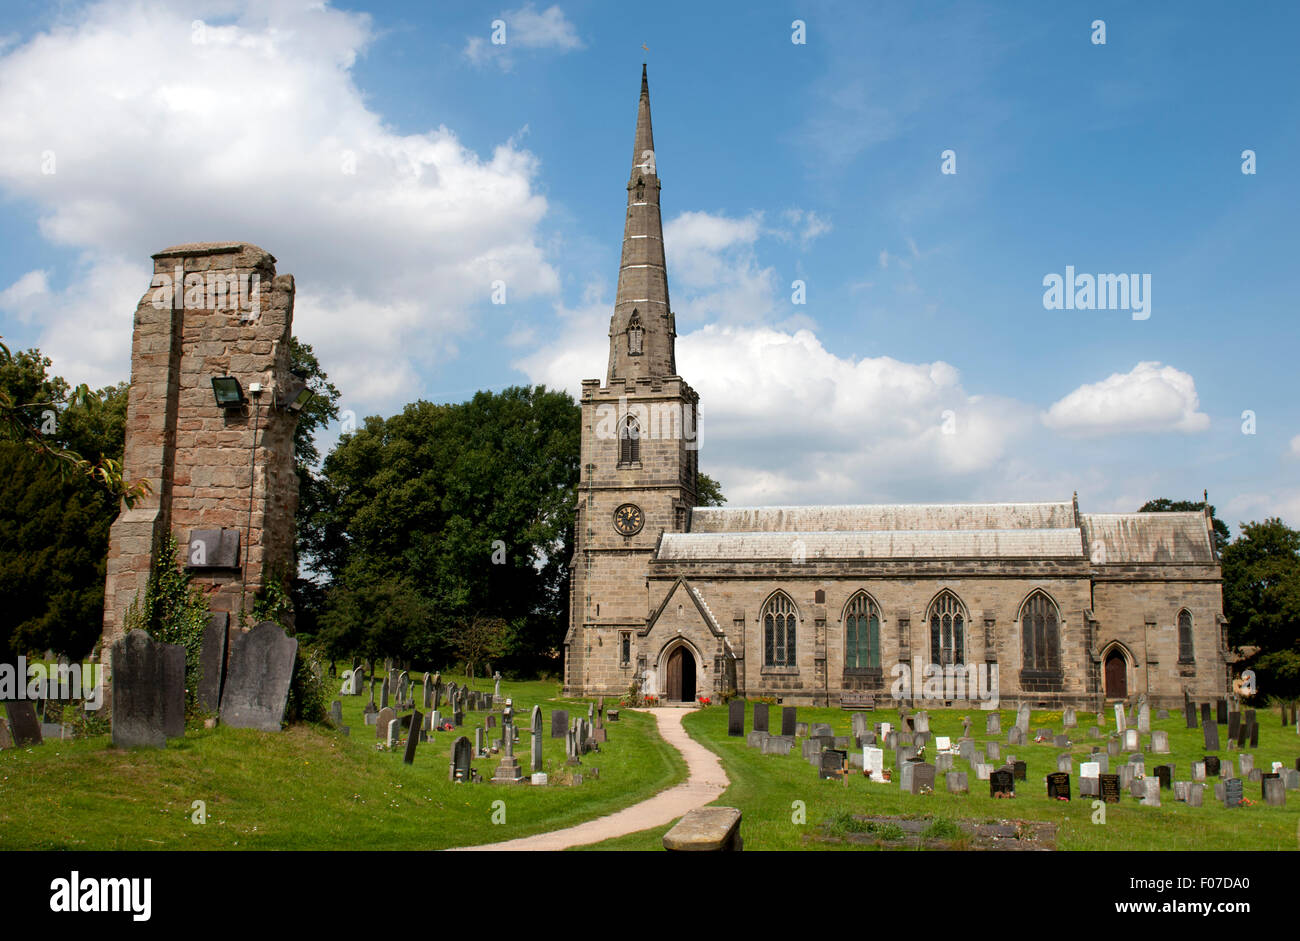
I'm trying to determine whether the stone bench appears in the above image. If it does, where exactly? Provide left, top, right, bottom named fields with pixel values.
left=663, top=807, right=743, bottom=852
left=839, top=692, right=875, bottom=711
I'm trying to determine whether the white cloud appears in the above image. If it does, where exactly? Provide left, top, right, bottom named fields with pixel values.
left=663, top=210, right=778, bottom=324
left=1289, top=434, right=1300, bottom=459
left=0, top=0, right=559, bottom=412
left=778, top=208, right=831, bottom=246
left=1043, top=362, right=1211, bottom=436
left=463, top=4, right=583, bottom=70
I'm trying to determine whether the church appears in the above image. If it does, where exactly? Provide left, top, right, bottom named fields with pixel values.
left=562, top=67, right=1227, bottom=710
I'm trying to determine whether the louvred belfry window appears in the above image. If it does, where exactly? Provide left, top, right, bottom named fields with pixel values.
left=619, top=415, right=640, bottom=464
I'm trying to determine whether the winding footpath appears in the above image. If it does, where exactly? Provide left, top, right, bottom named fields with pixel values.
left=453, top=707, right=728, bottom=851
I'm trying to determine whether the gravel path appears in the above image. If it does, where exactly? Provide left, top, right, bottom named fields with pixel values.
left=452, top=707, right=728, bottom=851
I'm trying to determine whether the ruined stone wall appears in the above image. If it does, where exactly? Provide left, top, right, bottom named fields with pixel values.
left=101, top=243, right=299, bottom=674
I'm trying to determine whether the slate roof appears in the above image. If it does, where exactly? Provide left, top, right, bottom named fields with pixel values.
left=1080, top=512, right=1214, bottom=564
left=657, top=529, right=1086, bottom=561
left=688, top=502, right=1076, bottom=534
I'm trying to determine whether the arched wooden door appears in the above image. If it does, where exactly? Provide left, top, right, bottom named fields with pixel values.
left=1104, top=650, right=1127, bottom=699
left=666, top=646, right=696, bottom=702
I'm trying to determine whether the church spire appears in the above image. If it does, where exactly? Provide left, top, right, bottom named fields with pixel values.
left=608, top=64, right=675, bottom=383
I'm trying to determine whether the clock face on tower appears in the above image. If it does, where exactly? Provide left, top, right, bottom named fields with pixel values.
left=613, top=503, right=644, bottom=536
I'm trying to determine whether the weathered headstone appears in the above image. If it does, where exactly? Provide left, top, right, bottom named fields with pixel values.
left=219, top=621, right=298, bottom=732
left=1141, top=777, right=1161, bottom=807
left=1151, top=730, right=1170, bottom=754
left=1057, top=753, right=1072, bottom=773
left=1007, top=725, right=1025, bottom=746
left=781, top=707, right=797, bottom=737
left=403, top=709, right=422, bottom=764
left=1012, top=760, right=1027, bottom=781
left=3, top=700, right=42, bottom=747
left=198, top=611, right=229, bottom=713
left=1123, top=729, right=1139, bottom=751
left=1187, top=782, right=1204, bottom=806
left=551, top=709, right=568, bottom=738
left=375, top=706, right=396, bottom=740
left=985, top=712, right=1000, bottom=736
left=110, top=630, right=185, bottom=748
left=449, top=735, right=472, bottom=782
left=1216, top=699, right=1228, bottom=725
left=1223, top=777, right=1243, bottom=808
left=422, top=673, right=432, bottom=709
left=819, top=748, right=847, bottom=780
left=330, top=700, right=343, bottom=725
left=728, top=699, right=745, bottom=737
left=985, top=741, right=1000, bottom=762
left=1249, top=721, right=1258, bottom=749
left=944, top=771, right=968, bottom=794
left=753, top=702, right=769, bottom=733
left=1137, top=704, right=1150, bottom=734
left=1204, top=720, right=1220, bottom=751
left=1114, top=703, right=1126, bottom=734
left=1191, top=760, right=1206, bottom=781
left=911, top=762, right=936, bottom=795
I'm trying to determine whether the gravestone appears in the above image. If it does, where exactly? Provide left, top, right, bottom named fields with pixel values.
left=753, top=702, right=769, bottom=733
left=198, top=611, right=229, bottom=712
left=863, top=746, right=884, bottom=781
left=1156, top=708, right=1169, bottom=720
left=975, top=763, right=992, bottom=780
left=1187, top=782, right=1204, bottom=807
left=1235, top=721, right=1248, bottom=749
left=1204, top=720, right=1220, bottom=751
left=1114, top=703, right=1126, bottom=733
left=1151, top=730, right=1170, bottom=754
left=375, top=707, right=396, bottom=740
left=914, top=712, right=930, bottom=734
left=551, top=709, right=568, bottom=739
left=403, top=709, right=422, bottom=764
left=1223, top=777, right=1243, bottom=808
left=449, top=736, right=472, bottom=782
left=3, top=700, right=42, bottom=747
left=1137, top=704, right=1150, bottom=734
left=911, top=762, right=936, bottom=795
left=936, top=753, right=954, bottom=772
left=781, top=707, right=796, bottom=737
left=1141, top=778, right=1161, bottom=807
left=422, top=674, right=432, bottom=709
left=959, top=739, right=976, bottom=763
left=1249, top=722, right=1258, bottom=749
left=1107, top=737, right=1120, bottom=757
left=1123, top=729, right=1139, bottom=751
left=985, top=742, right=1000, bottom=762
left=1216, top=699, right=1228, bottom=725
left=1186, top=700, right=1198, bottom=729
left=1053, top=734, right=1069, bottom=749
left=219, top=621, right=298, bottom=732
left=1046, top=771, right=1071, bottom=800
left=819, top=748, right=846, bottom=780
left=1155, top=765, right=1172, bottom=790
left=381, top=678, right=390, bottom=710
left=1016, top=702, right=1031, bottom=733
left=364, top=679, right=378, bottom=716
left=1007, top=726, right=1024, bottom=746
left=1204, top=755, right=1221, bottom=776
left=330, top=700, right=342, bottom=725
left=961, top=716, right=971, bottom=738
left=1100, top=774, right=1121, bottom=803
left=1192, top=761, right=1206, bottom=781
left=762, top=735, right=793, bottom=756
left=985, top=713, right=1000, bottom=736
left=1238, top=754, right=1254, bottom=776
left=990, top=768, right=1015, bottom=798
left=110, top=629, right=185, bottom=749
left=1200, top=702, right=1212, bottom=730
left=728, top=700, right=745, bottom=737
left=1063, top=706, right=1076, bottom=729
left=1227, top=712, right=1240, bottom=740
left=475, top=727, right=486, bottom=756
left=1012, top=760, right=1027, bottom=781
left=1057, top=753, right=1072, bottom=773
left=945, top=771, right=968, bottom=794
left=1173, top=781, right=1188, bottom=801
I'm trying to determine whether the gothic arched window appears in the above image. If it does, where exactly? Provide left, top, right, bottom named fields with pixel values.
left=619, top=415, right=640, bottom=465
left=763, top=592, right=797, bottom=667
left=844, top=592, right=881, bottom=670
left=928, top=591, right=965, bottom=667
left=627, top=311, right=644, bottom=356
left=1020, top=590, right=1061, bottom=673
left=1178, top=609, right=1195, bottom=663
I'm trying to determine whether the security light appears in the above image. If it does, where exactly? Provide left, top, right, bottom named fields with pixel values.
left=211, top=376, right=245, bottom=408
left=277, top=376, right=314, bottom=414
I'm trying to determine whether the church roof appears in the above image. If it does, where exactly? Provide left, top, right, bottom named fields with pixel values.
left=657, top=528, right=1086, bottom=561
left=689, top=502, right=1077, bottom=534
left=1080, top=512, right=1214, bottom=564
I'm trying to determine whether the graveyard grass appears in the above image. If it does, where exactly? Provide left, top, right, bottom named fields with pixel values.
left=582, top=703, right=1300, bottom=851
left=0, top=680, right=687, bottom=850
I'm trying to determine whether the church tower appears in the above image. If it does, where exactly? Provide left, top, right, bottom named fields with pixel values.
left=564, top=65, right=700, bottom=696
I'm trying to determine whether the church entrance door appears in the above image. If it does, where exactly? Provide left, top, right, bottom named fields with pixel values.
left=1104, top=651, right=1127, bottom=699
left=666, top=646, right=696, bottom=702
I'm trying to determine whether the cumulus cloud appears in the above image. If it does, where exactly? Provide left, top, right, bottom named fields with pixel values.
left=1289, top=434, right=1300, bottom=459
left=464, top=4, right=583, bottom=70
left=663, top=210, right=778, bottom=324
left=1042, top=362, right=1210, bottom=436
left=0, top=0, right=559, bottom=411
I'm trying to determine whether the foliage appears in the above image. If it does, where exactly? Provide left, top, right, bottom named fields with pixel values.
left=696, top=471, right=726, bottom=507
left=1221, top=517, right=1300, bottom=698
left=250, top=564, right=294, bottom=626
left=1138, top=497, right=1229, bottom=554
left=123, top=533, right=209, bottom=713
left=454, top=615, right=509, bottom=680
left=285, top=652, right=329, bottom=725
left=0, top=346, right=135, bottom=659
left=310, top=386, right=580, bottom=672
left=0, top=339, right=148, bottom=507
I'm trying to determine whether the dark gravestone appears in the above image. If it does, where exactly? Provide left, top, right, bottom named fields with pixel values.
left=198, top=611, right=229, bottom=713
left=1204, top=755, right=1221, bottom=776
left=753, top=702, right=769, bottom=733
left=1203, top=720, right=1220, bottom=751
left=1235, top=721, right=1248, bottom=749
left=781, top=706, right=796, bottom=737
left=1155, top=765, right=1172, bottom=790
left=1244, top=708, right=1256, bottom=729
left=1012, top=760, right=1027, bottom=781
left=911, top=762, right=936, bottom=795
left=110, top=630, right=185, bottom=749
left=1216, top=700, right=1228, bottom=725
left=219, top=621, right=298, bottom=732
left=1227, top=710, right=1240, bottom=739
left=403, top=709, right=423, bottom=764
left=1249, top=722, right=1259, bottom=749
left=990, top=768, right=1015, bottom=798
left=3, top=700, right=42, bottom=747
left=728, top=699, right=745, bottom=737
left=819, top=748, right=847, bottom=780
left=1100, top=774, right=1121, bottom=803
left=1223, top=777, right=1244, bottom=808
left=1046, top=772, right=1071, bottom=801
left=1186, top=702, right=1197, bottom=729
left=551, top=709, right=569, bottom=739
left=449, top=736, right=472, bottom=782
left=1200, top=701, right=1211, bottom=729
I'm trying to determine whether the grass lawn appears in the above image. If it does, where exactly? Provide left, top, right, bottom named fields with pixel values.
left=583, top=702, right=1300, bottom=851
left=0, top=677, right=687, bottom=850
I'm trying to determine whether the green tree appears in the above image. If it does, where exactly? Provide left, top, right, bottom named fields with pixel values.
left=697, top=471, right=726, bottom=507
left=0, top=347, right=132, bottom=659
left=312, top=386, right=580, bottom=672
left=1138, top=497, right=1230, bottom=554
left=1220, top=517, right=1300, bottom=699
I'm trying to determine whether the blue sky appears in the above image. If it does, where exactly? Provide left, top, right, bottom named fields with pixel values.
left=1, top=1, right=1297, bottom=528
